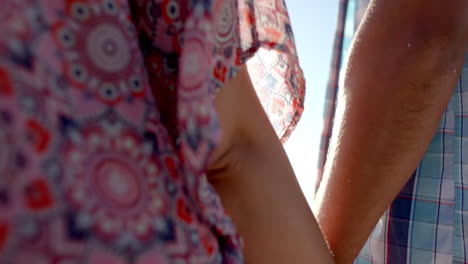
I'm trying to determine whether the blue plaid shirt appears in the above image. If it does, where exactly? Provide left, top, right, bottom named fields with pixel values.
left=319, top=1, right=468, bottom=263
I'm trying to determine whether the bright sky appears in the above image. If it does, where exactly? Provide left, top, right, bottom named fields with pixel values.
left=284, top=0, right=339, bottom=204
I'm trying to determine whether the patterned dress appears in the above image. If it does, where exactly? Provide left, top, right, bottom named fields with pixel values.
left=319, top=1, right=468, bottom=263
left=0, top=0, right=304, bottom=263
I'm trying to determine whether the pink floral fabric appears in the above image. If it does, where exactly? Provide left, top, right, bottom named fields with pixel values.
left=0, top=0, right=304, bottom=263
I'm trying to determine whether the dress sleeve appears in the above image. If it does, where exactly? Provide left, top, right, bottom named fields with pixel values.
left=240, top=0, right=305, bottom=142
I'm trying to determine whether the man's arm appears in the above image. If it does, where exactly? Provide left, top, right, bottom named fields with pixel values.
left=313, top=1, right=468, bottom=263
left=208, top=66, right=334, bottom=263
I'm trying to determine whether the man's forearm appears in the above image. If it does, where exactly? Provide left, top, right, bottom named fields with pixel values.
left=313, top=1, right=468, bottom=263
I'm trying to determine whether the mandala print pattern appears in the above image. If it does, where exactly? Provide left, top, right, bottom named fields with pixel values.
left=0, top=0, right=304, bottom=263
left=56, top=1, right=144, bottom=103
left=52, top=0, right=152, bottom=125
left=59, top=121, right=167, bottom=246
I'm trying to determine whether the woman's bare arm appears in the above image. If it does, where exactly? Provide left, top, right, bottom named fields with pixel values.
left=207, top=65, right=333, bottom=264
